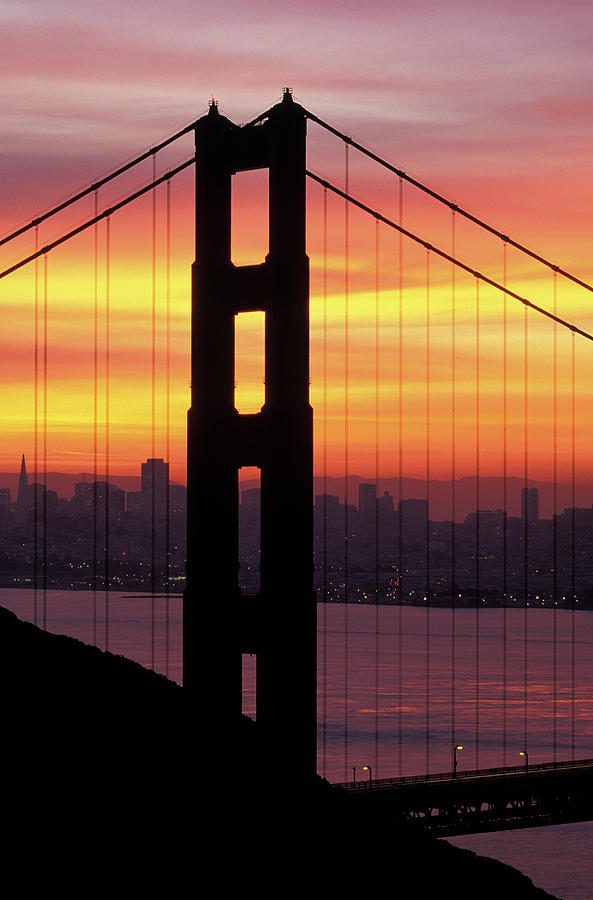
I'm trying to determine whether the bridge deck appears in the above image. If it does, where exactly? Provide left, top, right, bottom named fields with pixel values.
left=337, top=759, right=593, bottom=836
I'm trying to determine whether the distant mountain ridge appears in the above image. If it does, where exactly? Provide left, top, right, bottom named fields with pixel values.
left=1, top=470, right=591, bottom=522
left=246, top=474, right=593, bottom=522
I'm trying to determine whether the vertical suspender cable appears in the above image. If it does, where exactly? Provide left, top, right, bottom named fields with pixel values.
left=43, top=254, right=48, bottom=630
left=571, top=333, right=576, bottom=758
left=105, top=216, right=111, bottom=650
left=151, top=154, right=157, bottom=671
left=322, top=185, right=328, bottom=778
left=165, top=178, right=171, bottom=677
left=475, top=278, right=481, bottom=769
left=33, top=228, right=39, bottom=626
left=93, top=190, right=99, bottom=644
left=552, top=273, right=558, bottom=761
left=523, top=304, right=529, bottom=753
left=397, top=176, right=404, bottom=779
left=502, top=242, right=508, bottom=766
left=450, top=211, right=457, bottom=761
left=374, top=217, right=380, bottom=775
left=343, top=143, right=350, bottom=780
left=425, top=248, right=431, bottom=775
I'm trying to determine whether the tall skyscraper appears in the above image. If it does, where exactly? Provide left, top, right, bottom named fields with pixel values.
left=141, top=458, right=169, bottom=520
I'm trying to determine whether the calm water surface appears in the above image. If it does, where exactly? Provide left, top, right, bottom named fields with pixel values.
left=1, top=589, right=591, bottom=899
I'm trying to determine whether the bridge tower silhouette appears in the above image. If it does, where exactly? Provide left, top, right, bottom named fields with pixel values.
left=4, top=87, right=593, bottom=814
left=184, top=89, right=316, bottom=778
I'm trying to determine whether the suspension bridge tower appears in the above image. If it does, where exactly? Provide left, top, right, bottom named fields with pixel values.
left=184, top=90, right=316, bottom=781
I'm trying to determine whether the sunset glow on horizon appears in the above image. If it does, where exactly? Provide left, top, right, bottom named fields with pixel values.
left=2, top=0, right=592, bottom=493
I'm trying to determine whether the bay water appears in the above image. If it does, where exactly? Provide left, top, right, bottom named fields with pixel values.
left=1, top=588, right=591, bottom=898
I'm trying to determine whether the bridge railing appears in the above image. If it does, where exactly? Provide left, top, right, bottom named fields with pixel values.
left=337, top=757, right=593, bottom=791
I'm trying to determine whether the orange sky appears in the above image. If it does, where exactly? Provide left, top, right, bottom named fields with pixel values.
left=1, top=1, right=592, bottom=490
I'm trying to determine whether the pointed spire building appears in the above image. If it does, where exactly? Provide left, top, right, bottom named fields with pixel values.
left=16, top=454, right=29, bottom=520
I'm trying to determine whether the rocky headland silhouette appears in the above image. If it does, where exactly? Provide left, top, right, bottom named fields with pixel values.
left=0, top=605, right=559, bottom=898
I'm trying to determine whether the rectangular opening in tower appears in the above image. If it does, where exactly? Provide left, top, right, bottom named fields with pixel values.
left=231, top=169, right=269, bottom=265
left=235, top=311, right=265, bottom=413
left=239, top=466, right=260, bottom=594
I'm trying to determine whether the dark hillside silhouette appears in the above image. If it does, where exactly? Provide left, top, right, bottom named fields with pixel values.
left=0, top=605, right=560, bottom=897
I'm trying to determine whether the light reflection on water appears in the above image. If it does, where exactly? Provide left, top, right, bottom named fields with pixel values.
left=1, top=590, right=591, bottom=785
left=448, top=822, right=593, bottom=900
left=312, top=604, right=593, bottom=784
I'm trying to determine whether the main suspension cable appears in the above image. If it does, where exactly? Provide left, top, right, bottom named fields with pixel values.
left=0, top=160, right=194, bottom=281
left=0, top=124, right=198, bottom=248
left=303, top=109, right=593, bottom=296
left=306, top=172, right=593, bottom=343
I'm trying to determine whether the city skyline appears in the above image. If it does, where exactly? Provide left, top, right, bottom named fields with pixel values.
left=3, top=449, right=592, bottom=610
left=2, top=451, right=593, bottom=520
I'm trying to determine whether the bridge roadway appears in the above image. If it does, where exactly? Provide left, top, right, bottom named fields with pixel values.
left=337, top=759, right=593, bottom=836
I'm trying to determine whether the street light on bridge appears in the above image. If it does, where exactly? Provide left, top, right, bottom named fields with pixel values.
left=453, top=745, right=463, bottom=778
left=362, top=765, right=372, bottom=787
left=520, top=749, right=529, bottom=777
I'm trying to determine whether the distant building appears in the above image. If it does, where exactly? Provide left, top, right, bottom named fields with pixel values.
left=358, top=483, right=376, bottom=523
left=398, top=498, right=428, bottom=525
left=29, top=483, right=58, bottom=517
left=72, top=480, right=124, bottom=517
left=0, top=487, right=10, bottom=539
left=315, top=494, right=340, bottom=514
left=378, top=491, right=394, bottom=517
left=141, top=458, right=169, bottom=520
left=521, top=487, right=539, bottom=527
left=126, top=491, right=143, bottom=516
